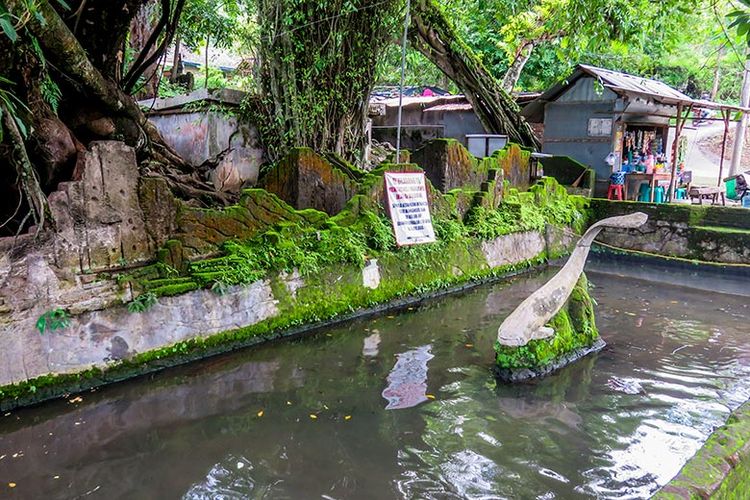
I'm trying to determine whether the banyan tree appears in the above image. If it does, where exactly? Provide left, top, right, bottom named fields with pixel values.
left=0, top=0, right=538, bottom=236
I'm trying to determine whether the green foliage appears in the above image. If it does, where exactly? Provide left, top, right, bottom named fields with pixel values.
left=127, top=292, right=159, bottom=313
left=40, top=75, right=61, bottom=114
left=0, top=0, right=69, bottom=43
left=0, top=75, right=31, bottom=142
left=179, top=0, right=242, bottom=51
left=36, top=308, right=70, bottom=335
left=189, top=219, right=371, bottom=289
left=728, top=0, right=750, bottom=47
left=465, top=178, right=586, bottom=239
left=157, top=78, right=187, bottom=98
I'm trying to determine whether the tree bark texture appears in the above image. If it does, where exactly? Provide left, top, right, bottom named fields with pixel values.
left=501, top=42, right=534, bottom=93
left=409, top=0, right=539, bottom=149
left=128, top=0, right=161, bottom=98
left=0, top=0, right=228, bottom=234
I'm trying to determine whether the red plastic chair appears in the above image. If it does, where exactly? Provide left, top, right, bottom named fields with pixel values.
left=607, top=184, right=624, bottom=200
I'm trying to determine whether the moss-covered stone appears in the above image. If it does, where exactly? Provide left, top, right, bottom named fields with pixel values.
left=494, top=144, right=532, bottom=191
left=494, top=273, right=600, bottom=374
left=176, top=188, right=327, bottom=259
left=261, top=147, right=364, bottom=216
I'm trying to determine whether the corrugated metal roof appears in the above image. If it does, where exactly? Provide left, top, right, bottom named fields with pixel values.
left=423, top=103, right=473, bottom=112
left=522, top=64, right=750, bottom=123
left=578, top=64, right=691, bottom=103
left=376, top=95, right=466, bottom=108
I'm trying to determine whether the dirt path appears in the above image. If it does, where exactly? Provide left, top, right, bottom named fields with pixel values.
left=683, top=122, right=727, bottom=186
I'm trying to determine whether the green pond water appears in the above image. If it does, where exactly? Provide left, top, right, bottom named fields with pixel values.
left=1, top=258, right=749, bottom=499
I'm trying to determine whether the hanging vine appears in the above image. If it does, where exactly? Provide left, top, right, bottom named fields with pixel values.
left=256, top=0, right=403, bottom=163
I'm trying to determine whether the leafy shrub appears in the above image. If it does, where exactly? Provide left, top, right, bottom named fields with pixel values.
left=36, top=308, right=70, bottom=335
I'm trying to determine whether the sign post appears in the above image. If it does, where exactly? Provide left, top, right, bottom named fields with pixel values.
left=384, top=172, right=436, bottom=246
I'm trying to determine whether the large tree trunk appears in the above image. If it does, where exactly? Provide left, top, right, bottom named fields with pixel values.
left=0, top=0, right=227, bottom=234
left=409, top=0, right=539, bottom=149
left=501, top=42, right=534, bottom=93
left=63, top=0, right=145, bottom=80
left=257, top=0, right=402, bottom=163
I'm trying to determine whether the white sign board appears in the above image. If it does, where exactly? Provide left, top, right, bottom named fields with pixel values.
left=588, top=118, right=613, bottom=137
left=384, top=172, right=436, bottom=246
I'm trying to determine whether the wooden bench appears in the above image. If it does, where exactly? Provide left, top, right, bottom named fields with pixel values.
left=689, top=186, right=726, bottom=206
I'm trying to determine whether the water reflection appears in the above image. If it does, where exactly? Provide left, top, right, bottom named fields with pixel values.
left=1, top=267, right=749, bottom=499
left=382, top=345, right=434, bottom=410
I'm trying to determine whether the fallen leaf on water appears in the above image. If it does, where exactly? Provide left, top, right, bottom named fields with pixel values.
left=323, top=404, right=329, bottom=410
left=344, top=415, right=352, bottom=421
left=426, top=394, right=436, bottom=400
left=68, top=396, right=83, bottom=404
left=387, top=316, right=395, bottom=319
left=257, top=410, right=264, bottom=417
left=465, top=344, right=474, bottom=348
left=8, top=483, right=16, bottom=488
left=309, top=414, right=318, bottom=420
left=53, top=476, right=60, bottom=480
left=286, top=401, right=292, bottom=406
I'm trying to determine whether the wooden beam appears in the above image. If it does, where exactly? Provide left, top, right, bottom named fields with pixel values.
left=718, top=109, right=731, bottom=187
left=668, top=103, right=693, bottom=202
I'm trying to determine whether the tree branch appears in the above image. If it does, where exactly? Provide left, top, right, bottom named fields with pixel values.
left=123, top=0, right=186, bottom=93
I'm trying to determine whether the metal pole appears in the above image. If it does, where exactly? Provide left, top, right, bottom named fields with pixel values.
left=730, top=50, right=750, bottom=177
left=395, top=0, right=411, bottom=164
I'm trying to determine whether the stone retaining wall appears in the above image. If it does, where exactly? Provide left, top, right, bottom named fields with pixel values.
left=588, top=199, right=750, bottom=264
left=0, top=226, right=566, bottom=409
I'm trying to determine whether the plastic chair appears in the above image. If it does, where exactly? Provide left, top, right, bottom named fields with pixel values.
left=654, top=186, right=665, bottom=204
left=607, top=184, right=624, bottom=200
left=637, top=183, right=651, bottom=202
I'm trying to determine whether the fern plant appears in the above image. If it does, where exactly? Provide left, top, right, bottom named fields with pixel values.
left=127, top=292, right=158, bottom=313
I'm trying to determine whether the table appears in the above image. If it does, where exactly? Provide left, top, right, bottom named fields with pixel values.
left=624, top=172, right=672, bottom=202
left=688, top=186, right=726, bottom=206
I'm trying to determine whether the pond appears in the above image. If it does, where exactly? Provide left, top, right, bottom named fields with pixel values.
left=1, top=257, right=749, bottom=499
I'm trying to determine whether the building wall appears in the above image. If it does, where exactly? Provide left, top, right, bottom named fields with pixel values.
left=149, top=111, right=264, bottom=192
left=371, top=105, right=485, bottom=151
left=538, top=77, right=621, bottom=197
left=443, top=111, right=487, bottom=143
left=541, top=101, right=615, bottom=180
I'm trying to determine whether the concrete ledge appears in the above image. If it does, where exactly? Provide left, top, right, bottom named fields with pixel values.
left=588, top=199, right=750, bottom=264
left=0, top=261, right=546, bottom=412
left=0, top=228, right=559, bottom=411
left=654, top=402, right=750, bottom=499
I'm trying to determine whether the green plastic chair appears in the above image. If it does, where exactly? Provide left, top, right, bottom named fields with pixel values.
left=725, top=177, right=738, bottom=200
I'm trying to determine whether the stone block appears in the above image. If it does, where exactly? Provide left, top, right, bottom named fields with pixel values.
left=411, top=139, right=492, bottom=193
left=262, top=148, right=362, bottom=216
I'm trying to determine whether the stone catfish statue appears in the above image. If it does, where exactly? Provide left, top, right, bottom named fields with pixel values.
left=496, top=212, right=648, bottom=347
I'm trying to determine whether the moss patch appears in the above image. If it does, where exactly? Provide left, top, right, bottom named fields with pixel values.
left=654, top=402, right=750, bottom=499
